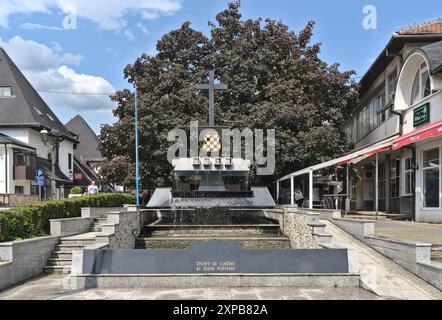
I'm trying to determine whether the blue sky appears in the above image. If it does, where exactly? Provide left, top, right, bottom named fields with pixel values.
left=1, top=0, right=441, bottom=133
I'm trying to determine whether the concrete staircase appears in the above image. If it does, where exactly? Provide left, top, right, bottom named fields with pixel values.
left=44, top=216, right=108, bottom=274
left=136, top=220, right=291, bottom=249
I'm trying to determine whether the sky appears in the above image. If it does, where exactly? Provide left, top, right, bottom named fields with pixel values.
left=0, top=0, right=441, bottom=133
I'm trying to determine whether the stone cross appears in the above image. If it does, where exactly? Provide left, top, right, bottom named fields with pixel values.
left=195, top=70, right=228, bottom=126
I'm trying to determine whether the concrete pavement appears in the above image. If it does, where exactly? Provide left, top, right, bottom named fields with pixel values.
left=326, top=220, right=442, bottom=300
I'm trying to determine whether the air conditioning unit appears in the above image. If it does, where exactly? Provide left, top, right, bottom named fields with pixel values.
left=192, top=157, right=201, bottom=166
left=225, top=157, right=233, bottom=167
left=203, top=157, right=211, bottom=166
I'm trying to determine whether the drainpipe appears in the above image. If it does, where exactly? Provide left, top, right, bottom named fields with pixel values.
left=2, top=143, right=7, bottom=194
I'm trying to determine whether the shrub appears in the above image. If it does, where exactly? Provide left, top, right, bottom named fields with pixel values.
left=70, top=186, right=83, bottom=195
left=0, top=193, right=135, bottom=242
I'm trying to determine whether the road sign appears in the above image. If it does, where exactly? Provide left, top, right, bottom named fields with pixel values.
left=35, top=169, right=45, bottom=186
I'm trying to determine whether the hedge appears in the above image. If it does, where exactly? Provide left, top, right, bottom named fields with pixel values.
left=0, top=193, right=136, bottom=242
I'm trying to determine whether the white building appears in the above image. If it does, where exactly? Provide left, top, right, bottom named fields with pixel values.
left=0, top=48, right=78, bottom=204
left=277, top=19, right=442, bottom=223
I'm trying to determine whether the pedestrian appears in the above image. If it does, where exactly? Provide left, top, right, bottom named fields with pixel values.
left=87, top=180, right=99, bottom=196
left=294, top=186, right=304, bottom=208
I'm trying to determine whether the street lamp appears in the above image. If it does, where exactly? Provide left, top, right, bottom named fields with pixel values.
left=40, top=128, right=64, bottom=200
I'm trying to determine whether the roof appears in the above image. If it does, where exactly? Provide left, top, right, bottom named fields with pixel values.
left=419, top=41, right=442, bottom=74
left=0, top=132, right=35, bottom=150
left=73, top=155, right=100, bottom=186
left=359, top=19, right=442, bottom=97
left=0, top=48, right=77, bottom=142
left=65, top=115, right=104, bottom=161
left=36, top=157, right=72, bottom=184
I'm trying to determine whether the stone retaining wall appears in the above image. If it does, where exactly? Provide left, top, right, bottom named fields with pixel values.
left=50, top=217, right=93, bottom=237
left=0, top=235, right=60, bottom=290
left=96, top=210, right=140, bottom=249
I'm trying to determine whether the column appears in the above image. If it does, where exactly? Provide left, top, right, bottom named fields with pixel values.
left=309, top=170, right=314, bottom=209
left=375, top=153, right=379, bottom=214
left=290, top=175, right=294, bottom=206
left=276, top=180, right=280, bottom=203
left=385, top=154, right=391, bottom=213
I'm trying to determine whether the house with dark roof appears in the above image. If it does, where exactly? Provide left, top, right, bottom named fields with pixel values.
left=65, top=115, right=105, bottom=188
left=0, top=47, right=78, bottom=202
left=278, top=18, right=442, bottom=223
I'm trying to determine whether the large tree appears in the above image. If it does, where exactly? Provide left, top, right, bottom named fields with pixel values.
left=99, top=1, right=358, bottom=189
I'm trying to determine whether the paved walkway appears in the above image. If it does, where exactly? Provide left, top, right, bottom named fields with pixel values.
left=326, top=220, right=442, bottom=300
left=0, top=274, right=379, bottom=300
left=374, top=220, right=442, bottom=244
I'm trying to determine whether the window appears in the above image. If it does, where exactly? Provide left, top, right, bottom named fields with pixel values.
left=378, top=162, right=386, bottom=199
left=0, top=86, right=13, bottom=97
left=411, top=62, right=432, bottom=105
left=423, top=147, right=440, bottom=208
left=68, top=153, right=72, bottom=170
left=15, top=186, right=24, bottom=194
left=391, top=158, right=400, bottom=198
left=404, top=158, right=413, bottom=196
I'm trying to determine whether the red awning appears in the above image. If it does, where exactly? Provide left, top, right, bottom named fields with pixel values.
left=335, top=141, right=393, bottom=166
left=392, top=120, right=442, bottom=150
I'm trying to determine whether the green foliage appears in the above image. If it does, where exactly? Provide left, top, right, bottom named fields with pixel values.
left=0, top=193, right=135, bottom=242
left=70, top=186, right=83, bottom=195
left=99, top=1, right=358, bottom=188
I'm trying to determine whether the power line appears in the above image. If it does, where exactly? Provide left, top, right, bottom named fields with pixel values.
left=36, top=89, right=116, bottom=95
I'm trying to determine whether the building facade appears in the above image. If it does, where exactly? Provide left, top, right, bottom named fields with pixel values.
left=0, top=48, right=77, bottom=203
left=278, top=19, right=442, bottom=223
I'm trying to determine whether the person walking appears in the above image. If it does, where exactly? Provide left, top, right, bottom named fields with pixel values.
left=294, top=186, right=304, bottom=208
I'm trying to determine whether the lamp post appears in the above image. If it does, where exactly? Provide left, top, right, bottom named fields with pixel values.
left=134, top=84, right=140, bottom=207
left=40, top=128, right=63, bottom=200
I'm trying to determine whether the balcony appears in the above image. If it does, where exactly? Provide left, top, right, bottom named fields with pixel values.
left=14, top=165, right=35, bottom=180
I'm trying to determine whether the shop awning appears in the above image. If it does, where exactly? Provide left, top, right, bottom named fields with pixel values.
left=392, top=120, right=442, bottom=150
left=278, top=137, right=396, bottom=182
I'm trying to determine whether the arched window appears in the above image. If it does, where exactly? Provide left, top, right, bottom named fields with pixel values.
left=410, top=62, right=432, bottom=105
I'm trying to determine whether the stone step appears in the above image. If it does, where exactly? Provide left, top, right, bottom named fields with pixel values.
left=89, top=226, right=102, bottom=232
left=94, top=217, right=108, bottom=223
left=46, top=258, right=72, bottom=266
left=59, top=239, right=97, bottom=246
left=136, top=236, right=291, bottom=249
left=308, top=223, right=327, bottom=233
left=142, top=224, right=281, bottom=237
left=44, top=265, right=71, bottom=274
left=312, top=232, right=333, bottom=244
left=51, top=251, right=73, bottom=259
left=55, top=244, right=86, bottom=252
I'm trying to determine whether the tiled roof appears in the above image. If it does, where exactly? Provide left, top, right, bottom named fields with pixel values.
left=0, top=48, right=76, bottom=141
left=65, top=115, right=104, bottom=161
left=397, top=18, right=442, bottom=35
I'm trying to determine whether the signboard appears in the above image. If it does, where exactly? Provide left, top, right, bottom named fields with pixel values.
left=35, top=169, right=45, bottom=186
left=74, top=172, right=84, bottom=181
left=414, top=103, right=430, bottom=127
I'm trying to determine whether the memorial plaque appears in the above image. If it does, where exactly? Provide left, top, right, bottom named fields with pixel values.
left=82, top=241, right=349, bottom=275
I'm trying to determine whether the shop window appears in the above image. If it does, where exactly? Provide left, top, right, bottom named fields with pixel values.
left=411, top=62, right=432, bottom=106
left=403, top=158, right=413, bottom=196
left=390, top=158, right=400, bottom=198
left=423, top=147, right=441, bottom=208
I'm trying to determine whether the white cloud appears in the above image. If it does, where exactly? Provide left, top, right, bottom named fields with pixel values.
left=124, top=29, right=135, bottom=41
left=0, top=0, right=183, bottom=31
left=137, top=22, right=150, bottom=35
left=0, top=36, right=116, bottom=114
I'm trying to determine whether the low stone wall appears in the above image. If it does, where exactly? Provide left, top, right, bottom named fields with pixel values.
left=0, top=235, right=59, bottom=291
left=69, top=273, right=360, bottom=289
left=96, top=210, right=140, bottom=249
left=50, top=217, right=92, bottom=237
left=81, top=207, right=127, bottom=219
left=265, top=208, right=318, bottom=249
left=332, top=218, right=442, bottom=290
left=8, top=194, right=40, bottom=207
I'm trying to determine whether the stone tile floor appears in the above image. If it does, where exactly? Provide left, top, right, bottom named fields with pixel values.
left=0, top=274, right=381, bottom=300
left=374, top=220, right=442, bottom=244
